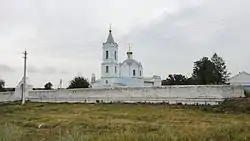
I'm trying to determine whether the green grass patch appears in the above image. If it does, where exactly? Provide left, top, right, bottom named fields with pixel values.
left=0, top=123, right=24, bottom=141
left=0, top=101, right=250, bottom=141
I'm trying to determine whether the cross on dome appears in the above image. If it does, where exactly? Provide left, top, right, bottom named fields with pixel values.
left=109, top=24, right=112, bottom=31
left=127, top=44, right=133, bottom=59
left=127, top=44, right=133, bottom=54
left=128, top=44, right=132, bottom=52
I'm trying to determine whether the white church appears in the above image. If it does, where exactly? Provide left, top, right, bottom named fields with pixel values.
left=91, top=28, right=161, bottom=88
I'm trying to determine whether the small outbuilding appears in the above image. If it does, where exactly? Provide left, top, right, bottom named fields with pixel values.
left=229, top=71, right=250, bottom=91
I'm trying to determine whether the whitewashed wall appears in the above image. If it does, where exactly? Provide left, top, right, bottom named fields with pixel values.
left=0, top=92, right=15, bottom=102
left=120, top=62, right=143, bottom=78
left=23, top=85, right=244, bottom=105
left=0, top=85, right=244, bottom=105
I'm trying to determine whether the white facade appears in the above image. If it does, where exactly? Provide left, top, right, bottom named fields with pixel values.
left=229, top=71, right=250, bottom=91
left=92, top=28, right=161, bottom=88
left=119, top=53, right=143, bottom=78
left=229, top=71, right=250, bottom=86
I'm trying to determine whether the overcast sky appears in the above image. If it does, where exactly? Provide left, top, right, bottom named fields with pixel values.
left=0, top=0, right=250, bottom=87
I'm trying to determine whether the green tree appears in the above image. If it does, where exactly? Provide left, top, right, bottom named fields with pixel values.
left=211, top=53, right=230, bottom=84
left=186, top=77, right=197, bottom=85
left=192, top=57, right=217, bottom=85
left=68, top=76, right=90, bottom=89
left=0, top=79, right=6, bottom=92
left=162, top=74, right=188, bottom=85
left=191, top=54, right=230, bottom=85
left=161, top=80, right=167, bottom=85
left=44, top=82, right=53, bottom=90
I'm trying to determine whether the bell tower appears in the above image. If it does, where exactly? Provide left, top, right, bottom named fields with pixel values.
left=101, top=26, right=119, bottom=85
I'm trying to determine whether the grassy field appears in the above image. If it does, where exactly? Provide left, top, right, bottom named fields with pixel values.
left=0, top=99, right=250, bottom=141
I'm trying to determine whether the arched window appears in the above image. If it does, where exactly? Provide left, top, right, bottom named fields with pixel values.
left=133, top=70, right=136, bottom=76
left=106, top=80, right=108, bottom=84
left=115, top=67, right=117, bottom=73
left=140, top=71, right=142, bottom=76
left=106, top=66, right=109, bottom=73
left=106, top=51, right=109, bottom=59
left=114, top=51, right=117, bottom=60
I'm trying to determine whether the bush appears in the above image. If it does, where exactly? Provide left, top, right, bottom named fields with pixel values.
left=68, top=76, right=90, bottom=89
left=209, top=97, right=250, bottom=114
left=244, top=90, right=250, bottom=97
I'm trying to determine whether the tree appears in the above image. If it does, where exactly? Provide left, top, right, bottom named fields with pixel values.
left=186, top=77, right=197, bottom=85
left=162, top=74, right=188, bottom=85
left=191, top=54, right=230, bottom=85
left=68, top=76, right=90, bottom=89
left=211, top=53, right=230, bottom=84
left=44, top=82, right=53, bottom=90
left=192, top=57, right=217, bottom=85
left=0, top=79, right=6, bottom=92
left=161, top=79, right=168, bottom=85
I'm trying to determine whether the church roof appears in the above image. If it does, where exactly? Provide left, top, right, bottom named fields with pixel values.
left=229, top=71, right=250, bottom=82
left=121, top=58, right=142, bottom=67
left=105, top=29, right=115, bottom=43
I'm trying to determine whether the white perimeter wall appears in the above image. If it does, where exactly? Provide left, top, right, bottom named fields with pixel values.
left=0, top=92, right=15, bottom=102
left=0, top=85, right=245, bottom=105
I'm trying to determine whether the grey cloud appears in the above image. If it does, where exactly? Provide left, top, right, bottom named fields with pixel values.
left=28, top=66, right=68, bottom=75
left=0, top=64, right=15, bottom=73
left=27, top=66, right=39, bottom=73
left=42, top=67, right=57, bottom=74
left=60, top=70, right=69, bottom=74
left=1, top=0, right=250, bottom=87
left=119, top=0, right=250, bottom=77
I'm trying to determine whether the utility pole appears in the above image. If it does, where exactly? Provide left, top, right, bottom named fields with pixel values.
left=21, top=50, right=27, bottom=105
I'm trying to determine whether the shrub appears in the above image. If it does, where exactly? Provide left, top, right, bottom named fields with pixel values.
left=244, top=90, right=250, bottom=97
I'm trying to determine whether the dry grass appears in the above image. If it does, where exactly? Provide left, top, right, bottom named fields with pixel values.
left=0, top=101, right=250, bottom=141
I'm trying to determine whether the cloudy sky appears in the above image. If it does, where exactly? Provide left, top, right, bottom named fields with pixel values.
left=0, top=0, right=249, bottom=87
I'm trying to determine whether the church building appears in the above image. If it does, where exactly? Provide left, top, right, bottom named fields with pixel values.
left=229, top=71, right=250, bottom=91
left=91, top=28, right=161, bottom=87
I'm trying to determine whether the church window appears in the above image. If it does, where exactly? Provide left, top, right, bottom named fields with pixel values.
left=115, top=67, right=117, bottom=73
left=133, top=70, right=136, bottom=76
left=140, top=71, right=142, bottom=76
left=106, top=66, right=109, bottom=73
left=115, top=51, right=117, bottom=60
left=106, top=51, right=109, bottom=59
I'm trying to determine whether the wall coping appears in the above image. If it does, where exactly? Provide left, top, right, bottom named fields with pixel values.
left=29, top=85, right=243, bottom=93
left=0, top=92, right=15, bottom=95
